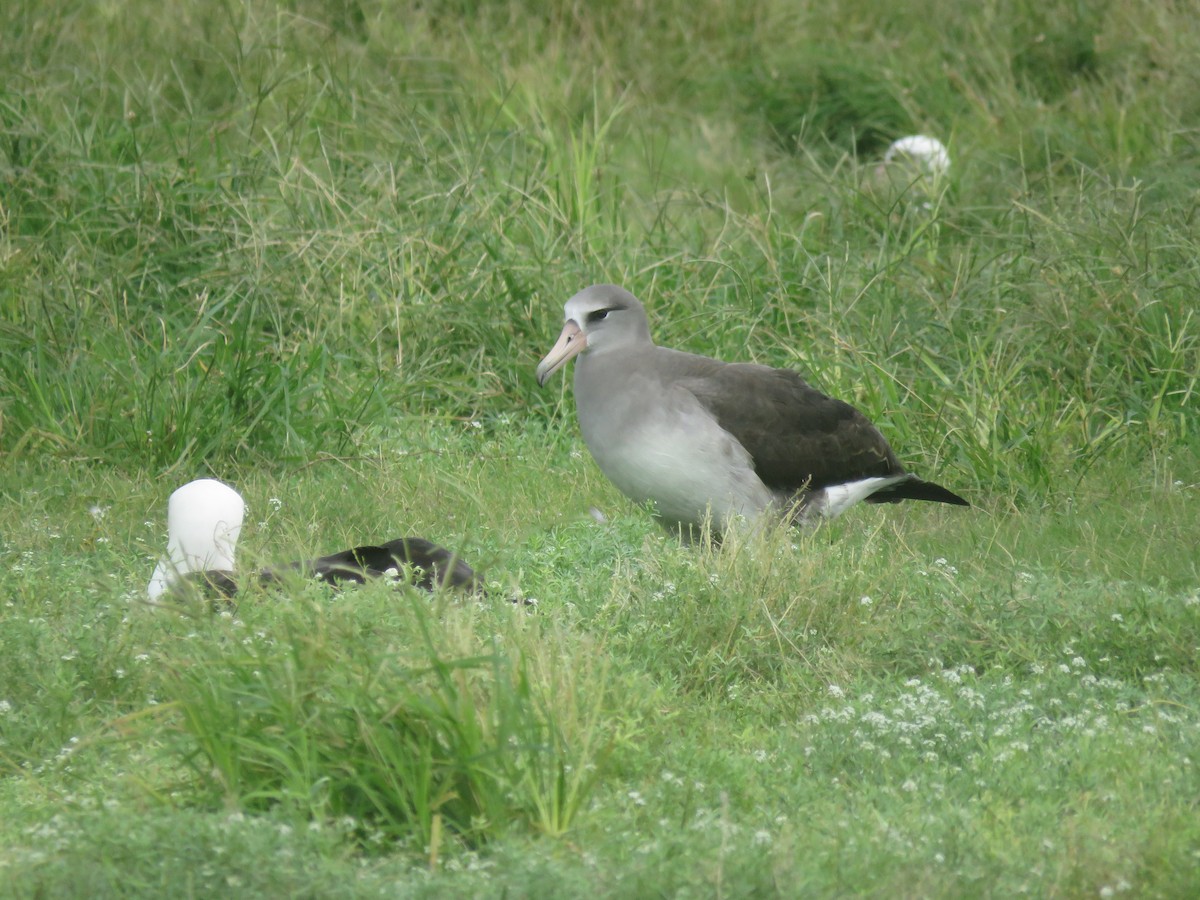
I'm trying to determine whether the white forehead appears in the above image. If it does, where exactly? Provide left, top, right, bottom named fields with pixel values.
left=564, top=284, right=636, bottom=323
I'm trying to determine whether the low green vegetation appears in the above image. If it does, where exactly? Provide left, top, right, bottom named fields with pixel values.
left=2, top=0, right=1198, bottom=896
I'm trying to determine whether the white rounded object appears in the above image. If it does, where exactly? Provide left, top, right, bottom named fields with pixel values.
left=146, top=479, right=245, bottom=600
left=884, top=135, right=951, bottom=176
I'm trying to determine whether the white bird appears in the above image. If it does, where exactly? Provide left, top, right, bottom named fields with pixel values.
left=536, top=284, right=969, bottom=537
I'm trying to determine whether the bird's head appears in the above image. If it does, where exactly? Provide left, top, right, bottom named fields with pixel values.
left=535, top=284, right=652, bottom=386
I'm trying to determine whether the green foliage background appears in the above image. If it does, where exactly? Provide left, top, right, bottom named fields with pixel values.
left=3, top=0, right=1196, bottom=478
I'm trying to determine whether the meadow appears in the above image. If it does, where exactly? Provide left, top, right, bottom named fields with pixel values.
left=1, top=0, right=1198, bottom=896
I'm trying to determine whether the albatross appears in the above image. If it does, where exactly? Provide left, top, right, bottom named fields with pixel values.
left=146, top=479, right=483, bottom=602
left=535, top=284, right=969, bottom=537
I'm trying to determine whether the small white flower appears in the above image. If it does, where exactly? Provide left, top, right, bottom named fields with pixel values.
left=268, top=497, right=282, bottom=511
left=901, top=779, right=918, bottom=792
left=860, top=596, right=873, bottom=606
left=827, top=684, right=844, bottom=699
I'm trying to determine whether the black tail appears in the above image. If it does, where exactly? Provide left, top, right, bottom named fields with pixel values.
left=866, top=476, right=970, bottom=507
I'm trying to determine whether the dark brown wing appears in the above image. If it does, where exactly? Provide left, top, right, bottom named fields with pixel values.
left=679, top=360, right=906, bottom=492
left=261, top=538, right=483, bottom=592
left=370, top=538, right=483, bottom=592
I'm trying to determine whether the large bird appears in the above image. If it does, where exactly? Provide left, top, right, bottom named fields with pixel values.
left=535, top=284, right=968, bottom=537
left=146, top=479, right=483, bottom=603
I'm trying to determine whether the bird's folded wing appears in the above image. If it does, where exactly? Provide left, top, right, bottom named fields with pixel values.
left=679, top=362, right=904, bottom=492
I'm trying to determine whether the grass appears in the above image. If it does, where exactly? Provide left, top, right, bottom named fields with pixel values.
left=2, top=0, right=1200, bottom=896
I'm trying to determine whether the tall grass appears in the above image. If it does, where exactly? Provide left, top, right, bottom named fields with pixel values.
left=163, top=586, right=623, bottom=849
left=3, top=0, right=1197, bottom=481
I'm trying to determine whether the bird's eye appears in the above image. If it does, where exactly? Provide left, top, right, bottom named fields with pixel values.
left=586, top=309, right=610, bottom=324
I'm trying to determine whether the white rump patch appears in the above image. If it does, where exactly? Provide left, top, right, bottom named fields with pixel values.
left=808, top=476, right=908, bottom=520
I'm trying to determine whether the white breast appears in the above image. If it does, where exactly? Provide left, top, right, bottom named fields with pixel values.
left=576, top=365, right=773, bottom=531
